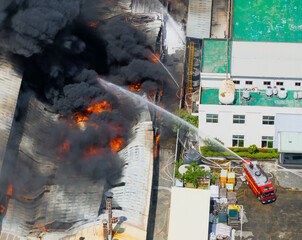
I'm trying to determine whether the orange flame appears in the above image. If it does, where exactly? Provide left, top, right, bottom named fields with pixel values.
left=59, top=140, right=70, bottom=153
left=128, top=82, right=142, bottom=91
left=88, top=21, right=98, bottom=28
left=110, top=138, right=124, bottom=153
left=83, top=147, right=105, bottom=159
left=148, top=52, right=159, bottom=63
left=0, top=205, right=5, bottom=214
left=154, top=135, right=160, bottom=158
left=7, top=184, right=12, bottom=196
left=37, top=225, right=51, bottom=232
left=70, top=100, right=112, bottom=126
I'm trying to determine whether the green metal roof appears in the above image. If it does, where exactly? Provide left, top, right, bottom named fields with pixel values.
left=233, top=0, right=302, bottom=42
left=201, top=39, right=230, bottom=73
left=201, top=89, right=302, bottom=108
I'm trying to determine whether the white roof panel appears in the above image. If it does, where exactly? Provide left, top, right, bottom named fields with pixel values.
left=187, top=0, right=212, bottom=39
left=231, top=41, right=302, bottom=78
left=168, top=187, right=210, bottom=240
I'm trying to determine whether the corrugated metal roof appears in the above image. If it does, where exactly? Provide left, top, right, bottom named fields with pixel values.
left=231, top=41, right=302, bottom=78
left=168, top=187, right=210, bottom=240
left=278, top=132, right=302, bottom=153
left=0, top=55, right=22, bottom=170
left=187, top=0, right=212, bottom=39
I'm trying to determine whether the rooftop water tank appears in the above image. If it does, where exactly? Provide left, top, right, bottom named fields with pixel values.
left=183, top=149, right=202, bottom=165
left=178, top=164, right=190, bottom=175
left=273, top=86, right=278, bottom=95
left=266, top=86, right=273, bottom=97
left=242, top=88, right=250, bottom=100
left=278, top=88, right=287, bottom=99
left=219, top=80, right=235, bottom=105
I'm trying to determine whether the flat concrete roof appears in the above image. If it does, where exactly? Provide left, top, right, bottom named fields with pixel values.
left=278, top=132, right=302, bottom=153
left=231, top=41, right=302, bottom=79
left=168, top=187, right=210, bottom=240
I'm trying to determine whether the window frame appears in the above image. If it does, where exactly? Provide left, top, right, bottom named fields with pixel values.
left=245, top=81, right=253, bottom=85
left=206, top=114, right=218, bottom=123
left=261, top=136, right=274, bottom=148
left=295, top=82, right=301, bottom=86
left=263, top=81, right=271, bottom=86
left=232, top=135, right=244, bottom=147
left=233, top=80, right=240, bottom=85
left=276, top=82, right=284, bottom=86
left=233, top=115, right=245, bottom=124
left=262, top=116, right=275, bottom=125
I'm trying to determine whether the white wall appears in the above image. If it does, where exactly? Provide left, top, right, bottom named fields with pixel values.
left=198, top=104, right=302, bottom=148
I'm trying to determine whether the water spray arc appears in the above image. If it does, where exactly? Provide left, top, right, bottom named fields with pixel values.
left=99, top=79, right=243, bottom=161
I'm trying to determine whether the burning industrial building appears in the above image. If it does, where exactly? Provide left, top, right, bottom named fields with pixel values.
left=0, top=0, right=174, bottom=239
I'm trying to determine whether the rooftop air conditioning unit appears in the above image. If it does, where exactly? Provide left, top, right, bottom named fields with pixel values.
left=278, top=88, right=287, bottom=99
left=242, top=88, right=250, bottom=100
left=294, top=92, right=302, bottom=100
left=273, top=86, right=278, bottom=95
left=266, top=86, right=273, bottom=97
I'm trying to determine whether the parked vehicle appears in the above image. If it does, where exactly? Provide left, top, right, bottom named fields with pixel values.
left=242, top=159, right=276, bottom=204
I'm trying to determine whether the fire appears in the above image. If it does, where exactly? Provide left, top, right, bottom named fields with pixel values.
left=83, top=147, right=105, bottom=159
left=59, top=140, right=70, bottom=153
left=37, top=225, right=51, bottom=232
left=110, top=138, right=124, bottom=153
left=7, top=184, right=12, bottom=196
left=70, top=100, right=112, bottom=126
left=154, top=135, right=160, bottom=158
left=57, top=140, right=70, bottom=161
left=88, top=21, right=98, bottom=28
left=0, top=205, right=5, bottom=214
left=148, top=52, right=160, bottom=63
left=128, top=82, right=142, bottom=91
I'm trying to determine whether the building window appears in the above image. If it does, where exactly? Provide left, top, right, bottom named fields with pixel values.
left=262, top=136, right=274, bottom=148
left=233, top=80, right=240, bottom=85
left=233, top=115, right=245, bottom=124
left=232, top=135, right=244, bottom=147
left=245, top=81, right=253, bottom=85
left=295, top=82, right=301, bottom=86
left=276, top=82, right=283, bottom=86
left=264, top=81, right=271, bottom=86
left=262, top=116, right=275, bottom=125
left=206, top=114, right=218, bottom=123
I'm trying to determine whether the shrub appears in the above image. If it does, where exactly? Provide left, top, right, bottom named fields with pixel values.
left=248, top=144, right=259, bottom=154
left=233, top=147, right=241, bottom=152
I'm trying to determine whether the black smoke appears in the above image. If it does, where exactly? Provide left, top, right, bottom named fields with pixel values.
left=0, top=0, right=168, bottom=219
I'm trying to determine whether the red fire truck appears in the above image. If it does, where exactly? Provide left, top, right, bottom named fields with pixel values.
left=242, top=159, right=276, bottom=204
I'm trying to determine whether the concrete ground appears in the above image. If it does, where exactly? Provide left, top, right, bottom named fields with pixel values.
left=236, top=166, right=302, bottom=240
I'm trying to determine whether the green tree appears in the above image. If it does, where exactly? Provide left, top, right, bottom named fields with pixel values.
left=183, top=162, right=210, bottom=188
left=173, top=109, right=198, bottom=131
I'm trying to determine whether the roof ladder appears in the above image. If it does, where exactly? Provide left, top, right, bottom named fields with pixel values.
left=187, top=41, right=194, bottom=93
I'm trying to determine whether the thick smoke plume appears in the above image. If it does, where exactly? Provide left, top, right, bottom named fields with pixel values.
left=0, top=0, right=168, bottom=231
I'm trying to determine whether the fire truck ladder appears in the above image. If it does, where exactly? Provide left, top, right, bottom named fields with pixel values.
left=187, top=41, right=194, bottom=93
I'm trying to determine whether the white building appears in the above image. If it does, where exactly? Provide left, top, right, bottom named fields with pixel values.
left=196, top=41, right=302, bottom=165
